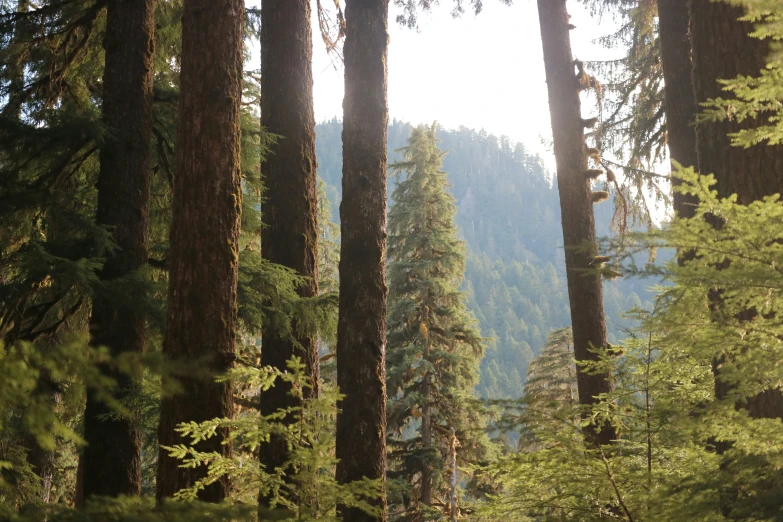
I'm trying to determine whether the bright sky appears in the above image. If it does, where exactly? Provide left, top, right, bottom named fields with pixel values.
left=306, top=0, right=614, bottom=166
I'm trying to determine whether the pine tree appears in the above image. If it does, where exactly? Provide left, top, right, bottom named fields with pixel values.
left=536, top=0, right=617, bottom=446
left=258, top=0, right=320, bottom=504
left=385, top=124, right=488, bottom=518
left=82, top=0, right=155, bottom=499
left=335, top=0, right=391, bottom=520
left=156, top=0, right=244, bottom=503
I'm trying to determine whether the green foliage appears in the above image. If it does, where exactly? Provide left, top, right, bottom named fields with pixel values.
left=385, top=124, right=494, bottom=518
left=162, top=358, right=382, bottom=520
left=0, top=0, right=336, bottom=511
left=482, top=169, right=783, bottom=521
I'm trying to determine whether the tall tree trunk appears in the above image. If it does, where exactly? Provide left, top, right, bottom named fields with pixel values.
left=690, top=0, right=783, bottom=418
left=335, top=0, right=389, bottom=520
left=258, top=0, right=319, bottom=502
left=691, top=0, right=783, bottom=206
left=536, top=0, right=616, bottom=446
left=420, top=341, right=432, bottom=508
left=691, top=2, right=783, bottom=515
left=656, top=0, right=698, bottom=219
left=156, top=0, right=243, bottom=503
left=82, top=0, right=154, bottom=499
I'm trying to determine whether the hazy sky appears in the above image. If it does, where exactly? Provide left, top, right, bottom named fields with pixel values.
left=305, top=0, right=616, bottom=165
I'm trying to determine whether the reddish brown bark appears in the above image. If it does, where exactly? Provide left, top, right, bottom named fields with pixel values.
left=536, top=0, right=616, bottom=446
left=258, top=0, right=320, bottom=497
left=335, top=0, right=389, bottom=520
left=156, top=0, right=244, bottom=503
left=657, top=0, right=699, bottom=219
left=82, top=0, right=154, bottom=499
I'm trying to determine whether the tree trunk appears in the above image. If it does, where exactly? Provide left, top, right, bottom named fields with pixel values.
left=657, top=0, right=698, bottom=219
left=691, top=0, right=783, bottom=205
left=258, top=0, right=319, bottom=501
left=335, top=0, right=390, bottom=520
left=691, top=2, right=783, bottom=515
left=691, top=0, right=783, bottom=417
left=82, top=0, right=154, bottom=499
left=156, top=0, right=244, bottom=503
left=536, top=0, right=616, bottom=446
left=420, top=341, right=432, bottom=508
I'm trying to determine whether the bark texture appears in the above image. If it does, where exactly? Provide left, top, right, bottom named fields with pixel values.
left=258, top=0, right=319, bottom=496
left=691, top=0, right=783, bottom=417
left=82, top=0, right=154, bottom=499
left=657, top=0, right=699, bottom=219
left=691, top=0, right=783, bottom=204
left=156, top=0, right=244, bottom=503
left=335, top=0, right=390, bottom=520
left=420, top=341, right=432, bottom=508
left=536, top=0, right=616, bottom=446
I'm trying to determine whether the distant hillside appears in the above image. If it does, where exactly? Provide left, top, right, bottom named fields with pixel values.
left=315, top=119, right=655, bottom=398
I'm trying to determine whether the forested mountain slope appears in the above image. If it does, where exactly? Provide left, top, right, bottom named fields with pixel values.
left=316, top=119, right=654, bottom=398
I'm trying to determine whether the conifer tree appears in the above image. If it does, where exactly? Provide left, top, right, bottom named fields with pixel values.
left=536, top=0, right=617, bottom=446
left=156, top=0, right=244, bottom=503
left=258, top=0, right=320, bottom=502
left=335, top=0, right=390, bottom=520
left=317, top=180, right=340, bottom=296
left=518, top=328, right=577, bottom=451
left=385, top=124, right=488, bottom=518
left=82, top=0, right=155, bottom=499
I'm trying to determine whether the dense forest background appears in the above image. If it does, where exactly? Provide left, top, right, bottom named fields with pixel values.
left=4, top=0, right=783, bottom=518
left=316, top=119, right=654, bottom=398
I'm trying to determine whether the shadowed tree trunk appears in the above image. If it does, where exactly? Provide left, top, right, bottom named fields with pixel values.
left=335, top=0, right=390, bottom=520
left=258, top=0, right=319, bottom=503
left=691, top=0, right=783, bottom=419
left=156, top=0, right=244, bottom=503
left=536, top=0, right=616, bottom=447
left=657, top=0, right=698, bottom=219
left=691, top=1, right=783, bottom=515
left=82, top=0, right=154, bottom=499
left=691, top=0, right=783, bottom=207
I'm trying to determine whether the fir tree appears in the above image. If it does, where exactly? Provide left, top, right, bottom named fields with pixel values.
left=385, top=124, right=489, bottom=519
